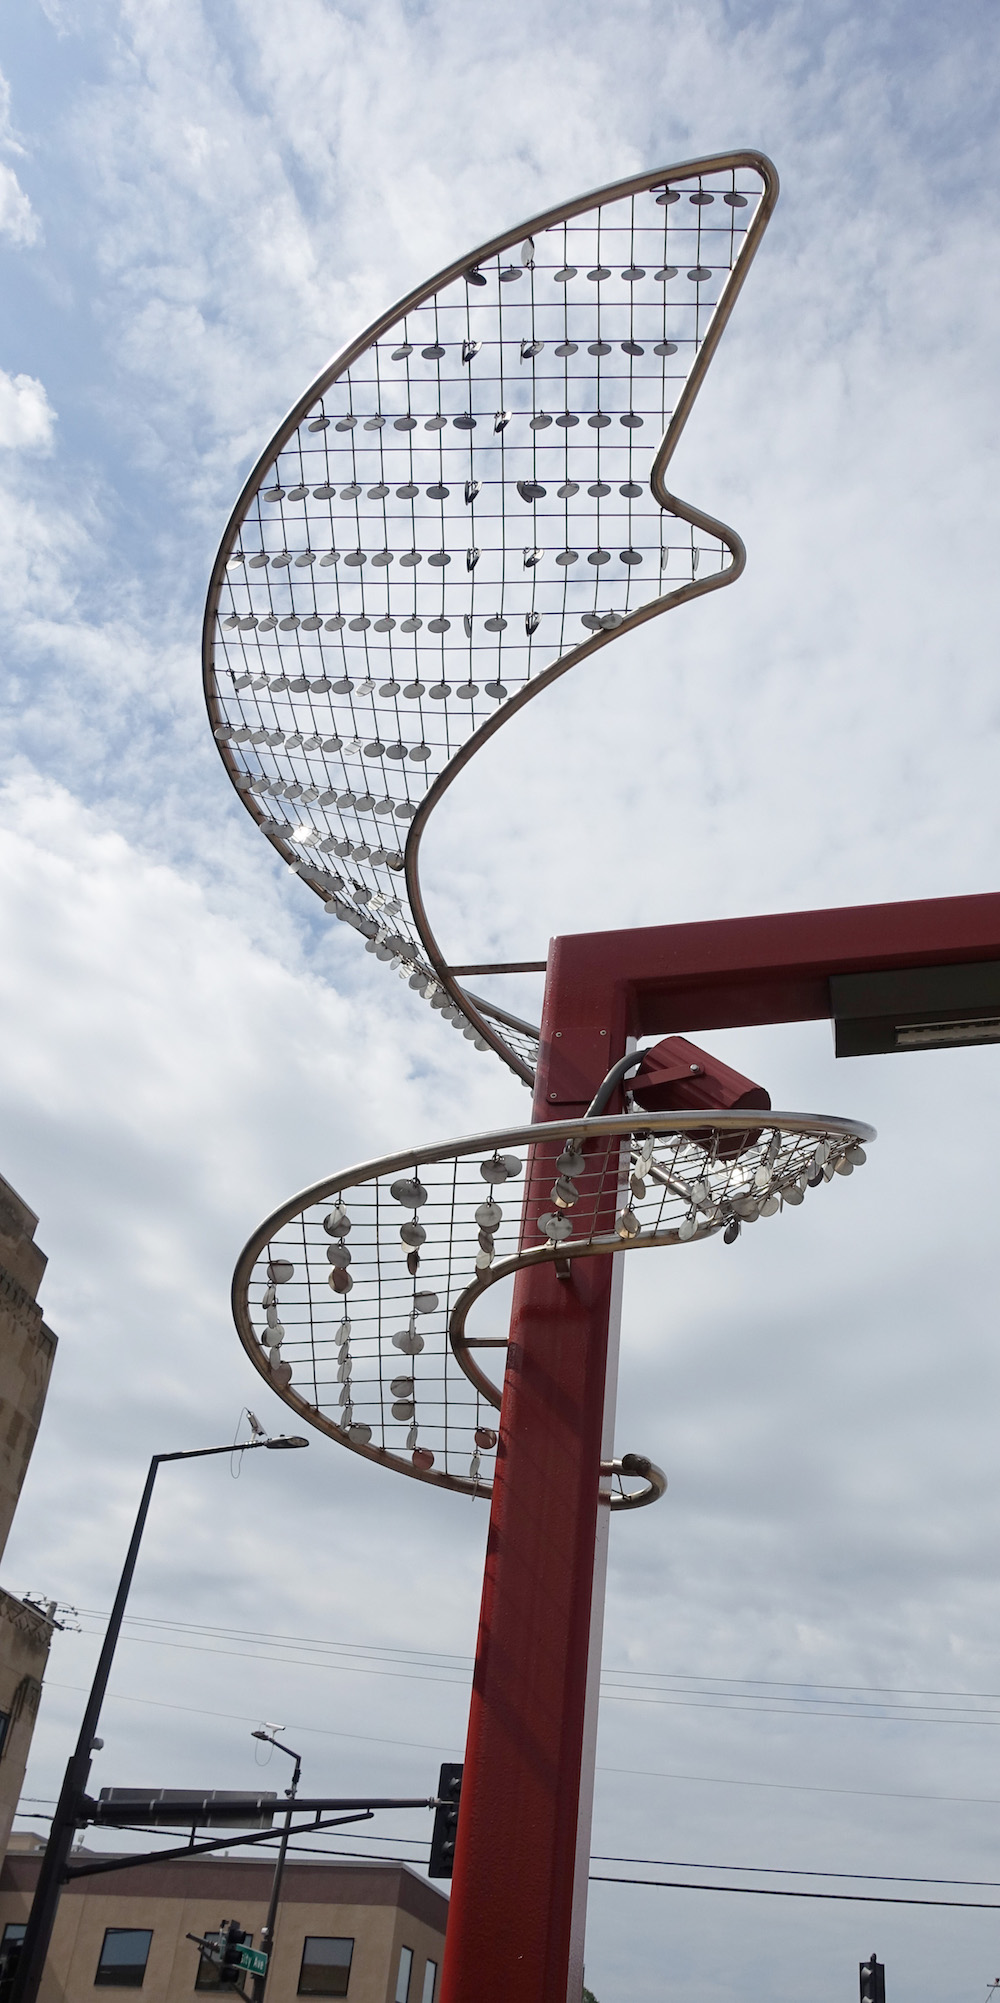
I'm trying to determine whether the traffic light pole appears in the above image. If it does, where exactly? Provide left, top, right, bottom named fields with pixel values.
left=250, top=1733, right=302, bottom=2003
left=11, top=1440, right=299, bottom=2003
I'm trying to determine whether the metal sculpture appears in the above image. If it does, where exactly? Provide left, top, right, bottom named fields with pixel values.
left=206, top=149, right=885, bottom=2003
left=203, top=152, right=779, bottom=1081
left=234, top=1110, right=872, bottom=1497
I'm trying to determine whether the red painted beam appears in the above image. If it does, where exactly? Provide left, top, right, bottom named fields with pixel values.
left=441, top=953, right=625, bottom=2003
left=545, top=890, right=1000, bottom=1040
left=443, top=886, right=1000, bottom=2003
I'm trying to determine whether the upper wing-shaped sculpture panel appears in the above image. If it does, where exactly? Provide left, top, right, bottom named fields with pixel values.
left=204, top=155, right=777, bottom=1081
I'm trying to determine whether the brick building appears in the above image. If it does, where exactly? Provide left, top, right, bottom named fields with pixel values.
left=0, top=1848, right=447, bottom=2003
left=0, top=1175, right=58, bottom=1860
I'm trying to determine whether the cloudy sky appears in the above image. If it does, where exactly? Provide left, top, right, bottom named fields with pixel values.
left=2, top=3, right=1000, bottom=2001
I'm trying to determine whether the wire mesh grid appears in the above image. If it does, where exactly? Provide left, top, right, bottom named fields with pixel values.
left=205, top=156, right=775, bottom=1083
left=234, top=1107, right=873, bottom=1500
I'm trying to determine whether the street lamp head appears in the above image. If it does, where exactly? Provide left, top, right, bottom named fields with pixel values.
left=263, top=1436, right=309, bottom=1451
left=628, top=1036, right=771, bottom=1159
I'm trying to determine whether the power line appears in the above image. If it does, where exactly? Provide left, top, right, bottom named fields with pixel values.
left=284, top=1846, right=428, bottom=1862
left=75, top=1611, right=469, bottom=1666
left=596, top=1692, right=1000, bottom=1727
left=596, top=1759, right=1000, bottom=1808
left=590, top=1855, right=1000, bottom=1889
left=59, top=1615, right=1000, bottom=1727
left=20, top=1809, right=1000, bottom=1894
left=40, top=1679, right=1000, bottom=1809
left=71, top=1608, right=1000, bottom=1704
left=42, top=1679, right=466, bottom=1759
left=588, top=1876, right=1000, bottom=1911
left=77, top=1631, right=470, bottom=1691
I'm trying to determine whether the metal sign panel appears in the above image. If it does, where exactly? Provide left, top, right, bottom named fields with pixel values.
left=97, top=1790, right=277, bottom=1830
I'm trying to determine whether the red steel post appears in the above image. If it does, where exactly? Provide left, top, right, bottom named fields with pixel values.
left=440, top=944, right=626, bottom=2003
left=440, top=887, right=1000, bottom=2003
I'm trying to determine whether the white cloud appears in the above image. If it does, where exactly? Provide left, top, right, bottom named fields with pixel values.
left=0, top=161, right=38, bottom=247
left=0, top=66, right=39, bottom=247
left=0, top=367, right=54, bottom=449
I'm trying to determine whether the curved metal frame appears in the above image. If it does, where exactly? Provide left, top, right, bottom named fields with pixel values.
left=601, top=1455, right=668, bottom=1510
left=231, top=1107, right=874, bottom=1502
left=202, top=152, right=778, bottom=1083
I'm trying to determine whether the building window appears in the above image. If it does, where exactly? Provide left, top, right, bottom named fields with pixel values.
left=95, top=1929, right=153, bottom=1987
left=0, top=1712, right=11, bottom=1761
left=0, top=1923, right=26, bottom=2002
left=195, top=1933, right=253, bottom=1990
left=420, top=1960, right=437, bottom=2003
left=394, top=1947, right=413, bottom=2003
left=297, top=1938, right=354, bottom=1997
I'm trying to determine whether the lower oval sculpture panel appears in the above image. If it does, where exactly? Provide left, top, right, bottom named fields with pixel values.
left=232, top=1109, right=875, bottom=1504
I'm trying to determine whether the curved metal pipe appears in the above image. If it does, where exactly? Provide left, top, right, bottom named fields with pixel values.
left=585, top=1050, right=652, bottom=1118
left=600, top=1454, right=668, bottom=1509
left=229, top=1107, right=874, bottom=1501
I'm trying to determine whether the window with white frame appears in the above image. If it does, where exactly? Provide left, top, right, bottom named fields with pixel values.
left=394, top=1946, right=413, bottom=2003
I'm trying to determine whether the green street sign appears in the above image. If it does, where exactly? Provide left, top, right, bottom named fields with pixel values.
left=237, top=1948, right=268, bottom=1977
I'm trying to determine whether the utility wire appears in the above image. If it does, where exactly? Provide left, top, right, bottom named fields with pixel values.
left=19, top=1808, right=1000, bottom=1894
left=67, top=1609, right=1000, bottom=1710
left=588, top=1877, right=1000, bottom=1910
left=589, top=1855, right=1000, bottom=1888
left=40, top=1680, right=1000, bottom=1810
left=55, top=1617, right=1000, bottom=1727
left=73, top=1611, right=469, bottom=1671
left=41, top=1678, right=465, bottom=1758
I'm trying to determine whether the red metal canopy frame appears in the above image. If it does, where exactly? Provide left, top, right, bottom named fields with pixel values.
left=440, top=888, right=1000, bottom=2003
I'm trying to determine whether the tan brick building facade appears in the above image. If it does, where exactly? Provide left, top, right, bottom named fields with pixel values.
left=0, top=1174, right=58, bottom=1859
left=0, top=1850, right=447, bottom=2003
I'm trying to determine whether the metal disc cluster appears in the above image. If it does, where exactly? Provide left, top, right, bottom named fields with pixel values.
left=232, top=1110, right=874, bottom=1499
left=204, top=152, right=777, bottom=1083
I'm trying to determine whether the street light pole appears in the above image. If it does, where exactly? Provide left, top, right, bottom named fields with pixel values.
left=12, top=1434, right=308, bottom=2003
left=249, top=1730, right=302, bottom=2002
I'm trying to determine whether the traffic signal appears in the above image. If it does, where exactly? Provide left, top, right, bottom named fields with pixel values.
left=219, top=1922, right=249, bottom=1987
left=860, top=1955, right=885, bottom=2003
left=428, top=1763, right=462, bottom=1879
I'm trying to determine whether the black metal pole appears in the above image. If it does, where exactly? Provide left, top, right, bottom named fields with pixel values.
left=11, top=1441, right=282, bottom=2003
left=251, top=1735, right=301, bottom=2003
left=64, top=1809, right=377, bottom=1881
